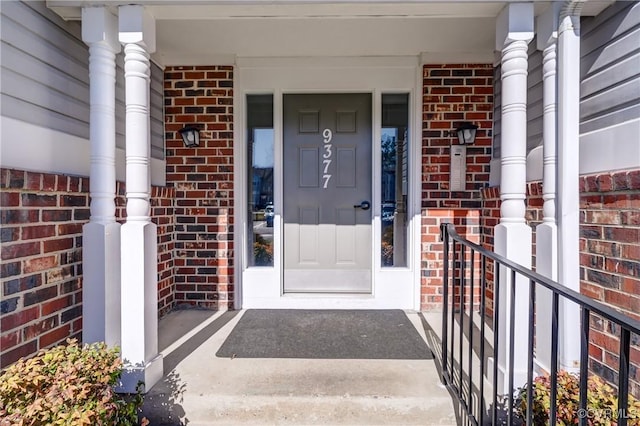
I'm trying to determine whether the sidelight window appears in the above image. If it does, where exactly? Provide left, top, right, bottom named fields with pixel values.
left=381, top=94, right=409, bottom=267
left=247, top=95, right=274, bottom=267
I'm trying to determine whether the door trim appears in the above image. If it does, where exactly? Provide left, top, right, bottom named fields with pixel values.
left=235, top=56, right=422, bottom=310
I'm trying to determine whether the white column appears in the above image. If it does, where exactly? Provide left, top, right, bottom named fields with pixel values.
left=534, top=2, right=560, bottom=375
left=556, top=1, right=583, bottom=371
left=494, top=2, right=534, bottom=394
left=118, top=5, right=162, bottom=393
left=81, top=7, right=121, bottom=347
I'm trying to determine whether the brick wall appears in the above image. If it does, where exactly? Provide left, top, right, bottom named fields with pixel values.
left=479, top=183, right=546, bottom=317
left=1, top=169, right=86, bottom=367
left=579, top=170, right=640, bottom=396
left=479, top=186, right=500, bottom=318
left=482, top=170, right=640, bottom=395
left=0, top=168, right=175, bottom=367
left=163, top=65, right=235, bottom=309
left=152, top=187, right=177, bottom=316
left=420, top=64, right=493, bottom=310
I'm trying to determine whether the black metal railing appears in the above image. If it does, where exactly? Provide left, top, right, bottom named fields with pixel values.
left=440, top=223, right=640, bottom=426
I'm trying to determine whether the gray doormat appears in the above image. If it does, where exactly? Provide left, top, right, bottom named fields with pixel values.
left=216, top=309, right=432, bottom=359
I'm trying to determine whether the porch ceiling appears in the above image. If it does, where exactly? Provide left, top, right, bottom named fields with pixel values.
left=48, top=0, right=615, bottom=66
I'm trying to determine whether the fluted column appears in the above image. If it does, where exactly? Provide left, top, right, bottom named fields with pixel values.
left=81, top=7, right=121, bottom=347
left=118, top=4, right=162, bottom=394
left=534, top=3, right=560, bottom=375
left=494, top=2, right=534, bottom=394
left=499, top=39, right=530, bottom=225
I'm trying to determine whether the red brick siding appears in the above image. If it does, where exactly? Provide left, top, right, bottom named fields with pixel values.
left=479, top=186, right=500, bottom=318
left=420, top=64, right=493, bottom=311
left=482, top=170, right=640, bottom=395
left=1, top=169, right=87, bottom=368
left=479, top=183, right=543, bottom=319
left=152, top=187, right=177, bottom=317
left=526, top=182, right=544, bottom=270
left=163, top=65, right=235, bottom=309
left=422, top=209, right=481, bottom=311
left=114, top=183, right=177, bottom=316
left=580, top=170, right=640, bottom=396
left=0, top=168, right=175, bottom=367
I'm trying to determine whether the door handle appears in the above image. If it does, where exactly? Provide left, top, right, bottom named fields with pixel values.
left=353, top=201, right=371, bottom=211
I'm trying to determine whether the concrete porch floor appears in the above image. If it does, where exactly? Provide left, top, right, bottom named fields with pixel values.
left=142, top=309, right=457, bottom=425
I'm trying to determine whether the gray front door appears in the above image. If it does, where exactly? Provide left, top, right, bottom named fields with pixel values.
left=283, top=94, right=372, bottom=293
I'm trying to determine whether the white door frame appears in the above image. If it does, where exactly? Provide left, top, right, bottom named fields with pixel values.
left=234, top=56, right=422, bottom=310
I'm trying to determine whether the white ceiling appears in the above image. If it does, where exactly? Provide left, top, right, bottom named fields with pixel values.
left=154, top=16, right=497, bottom=65
left=47, top=1, right=616, bottom=66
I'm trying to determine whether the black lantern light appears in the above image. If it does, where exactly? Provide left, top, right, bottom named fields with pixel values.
left=179, top=125, right=200, bottom=147
left=456, top=122, right=478, bottom=145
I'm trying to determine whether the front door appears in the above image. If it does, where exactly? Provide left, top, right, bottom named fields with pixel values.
left=283, top=94, right=372, bottom=293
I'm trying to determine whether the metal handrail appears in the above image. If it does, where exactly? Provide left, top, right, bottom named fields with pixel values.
left=440, top=222, right=640, bottom=426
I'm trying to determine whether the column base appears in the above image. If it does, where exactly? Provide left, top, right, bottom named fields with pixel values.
left=488, top=356, right=529, bottom=397
left=117, top=354, right=164, bottom=394
left=495, top=222, right=532, bottom=394
left=82, top=221, right=121, bottom=346
left=120, top=221, right=160, bottom=394
left=535, top=222, right=556, bottom=374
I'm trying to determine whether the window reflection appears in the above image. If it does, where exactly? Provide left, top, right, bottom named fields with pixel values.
left=247, top=95, right=274, bottom=266
left=381, top=94, right=409, bottom=267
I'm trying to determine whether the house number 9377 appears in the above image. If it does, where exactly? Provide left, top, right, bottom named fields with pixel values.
left=322, top=128, right=333, bottom=189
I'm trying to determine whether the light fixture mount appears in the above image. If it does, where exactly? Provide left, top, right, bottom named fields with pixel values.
left=179, top=125, right=200, bottom=147
left=455, top=122, right=478, bottom=145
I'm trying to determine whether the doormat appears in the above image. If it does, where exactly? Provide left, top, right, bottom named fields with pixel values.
left=216, top=309, right=432, bottom=359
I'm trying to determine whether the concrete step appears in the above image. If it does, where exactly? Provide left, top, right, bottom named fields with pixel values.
left=142, top=310, right=458, bottom=425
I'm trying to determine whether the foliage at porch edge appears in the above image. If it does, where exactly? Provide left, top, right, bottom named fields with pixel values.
left=516, top=370, right=640, bottom=425
left=0, top=339, right=148, bottom=426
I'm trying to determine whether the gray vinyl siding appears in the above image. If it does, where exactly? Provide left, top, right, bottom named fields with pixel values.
left=150, top=62, right=165, bottom=160
left=1, top=1, right=165, bottom=160
left=1, top=1, right=89, bottom=138
left=492, top=65, right=501, bottom=159
left=526, top=40, right=543, bottom=153
left=493, top=1, right=640, bottom=161
left=580, top=1, right=640, bottom=135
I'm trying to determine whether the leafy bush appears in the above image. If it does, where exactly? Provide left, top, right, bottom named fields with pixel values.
left=516, top=370, right=640, bottom=425
left=0, top=339, right=147, bottom=426
left=381, top=226, right=394, bottom=266
left=254, top=234, right=273, bottom=266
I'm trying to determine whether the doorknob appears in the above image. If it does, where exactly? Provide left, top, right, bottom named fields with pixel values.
left=353, top=201, right=371, bottom=211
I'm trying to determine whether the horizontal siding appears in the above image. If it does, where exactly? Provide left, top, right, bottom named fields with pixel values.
left=2, top=1, right=165, bottom=160
left=116, top=54, right=126, bottom=151
left=150, top=62, right=165, bottom=160
left=492, top=65, right=501, bottom=159
left=1, top=1, right=89, bottom=139
left=527, top=39, right=543, bottom=153
left=580, top=1, right=640, bottom=131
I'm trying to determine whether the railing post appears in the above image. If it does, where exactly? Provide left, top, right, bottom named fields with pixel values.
left=441, top=223, right=450, bottom=383
left=440, top=223, right=640, bottom=426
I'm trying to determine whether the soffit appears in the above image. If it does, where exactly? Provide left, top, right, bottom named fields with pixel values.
left=47, top=1, right=616, bottom=66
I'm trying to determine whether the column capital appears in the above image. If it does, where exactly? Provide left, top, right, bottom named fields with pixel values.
left=536, top=2, right=562, bottom=51
left=82, top=7, right=120, bottom=53
left=495, top=2, right=534, bottom=51
left=119, top=5, right=156, bottom=53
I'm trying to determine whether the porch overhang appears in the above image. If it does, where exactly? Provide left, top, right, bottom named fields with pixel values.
left=47, top=0, right=614, bottom=66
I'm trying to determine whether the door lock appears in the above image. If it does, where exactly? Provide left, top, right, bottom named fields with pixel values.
left=353, top=201, right=371, bottom=211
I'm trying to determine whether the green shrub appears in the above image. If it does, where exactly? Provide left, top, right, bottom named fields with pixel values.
left=516, top=370, right=640, bottom=425
left=0, top=339, right=147, bottom=426
left=254, top=234, right=273, bottom=266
